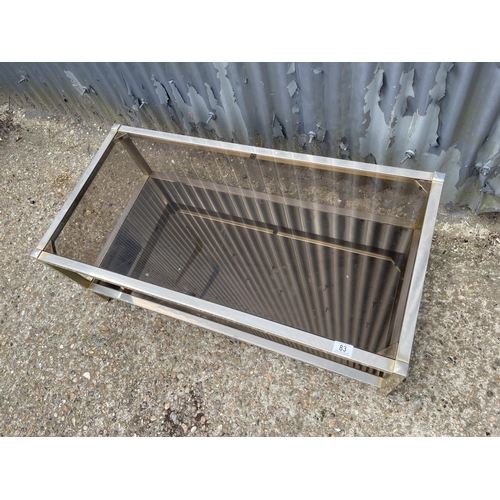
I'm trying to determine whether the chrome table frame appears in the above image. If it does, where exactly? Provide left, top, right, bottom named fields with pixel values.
left=32, top=124, right=445, bottom=390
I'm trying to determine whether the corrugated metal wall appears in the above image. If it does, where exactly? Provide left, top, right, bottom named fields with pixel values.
left=1, top=62, right=499, bottom=213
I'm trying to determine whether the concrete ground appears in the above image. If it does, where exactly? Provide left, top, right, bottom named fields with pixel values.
left=1, top=106, right=499, bottom=437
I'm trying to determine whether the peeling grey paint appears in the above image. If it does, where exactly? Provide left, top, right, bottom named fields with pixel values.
left=2, top=62, right=500, bottom=212
left=162, top=70, right=246, bottom=143
left=315, top=126, right=326, bottom=142
left=272, top=113, right=285, bottom=138
left=151, top=75, right=169, bottom=105
left=360, top=63, right=462, bottom=204
left=64, top=70, right=88, bottom=96
left=456, top=109, right=500, bottom=214
left=168, top=80, right=201, bottom=132
left=287, top=80, right=298, bottom=98
left=122, top=75, right=147, bottom=111
left=209, top=63, right=249, bottom=144
left=212, top=62, right=249, bottom=143
left=204, top=82, right=233, bottom=139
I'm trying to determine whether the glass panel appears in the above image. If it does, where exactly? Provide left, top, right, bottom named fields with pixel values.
left=132, top=138, right=428, bottom=224
left=48, top=141, right=145, bottom=265
left=48, top=133, right=432, bottom=357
